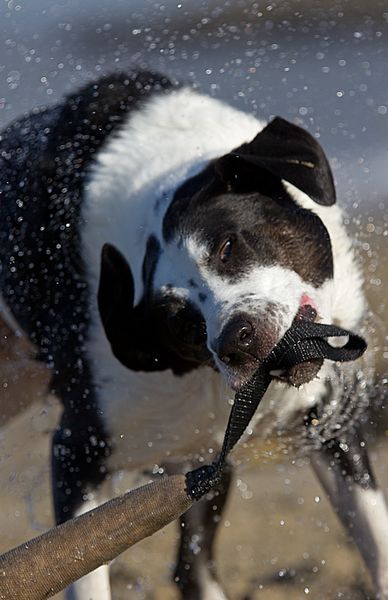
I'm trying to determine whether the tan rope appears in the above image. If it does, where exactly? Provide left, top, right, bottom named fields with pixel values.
left=0, top=474, right=192, bottom=599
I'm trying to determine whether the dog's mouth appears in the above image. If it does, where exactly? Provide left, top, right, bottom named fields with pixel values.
left=218, top=299, right=323, bottom=391
left=271, top=302, right=323, bottom=388
left=163, top=294, right=323, bottom=388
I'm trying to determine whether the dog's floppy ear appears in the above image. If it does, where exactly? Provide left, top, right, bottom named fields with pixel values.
left=98, top=243, right=135, bottom=366
left=98, top=243, right=172, bottom=372
left=215, top=117, right=336, bottom=206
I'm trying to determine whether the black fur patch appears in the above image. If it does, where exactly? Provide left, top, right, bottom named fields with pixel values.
left=0, top=70, right=176, bottom=373
left=0, top=70, right=177, bottom=519
left=163, top=161, right=333, bottom=287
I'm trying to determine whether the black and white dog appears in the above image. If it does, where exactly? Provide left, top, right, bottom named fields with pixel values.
left=1, top=70, right=387, bottom=599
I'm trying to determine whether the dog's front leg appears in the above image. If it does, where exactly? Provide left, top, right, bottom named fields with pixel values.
left=52, top=408, right=112, bottom=600
left=174, top=463, right=232, bottom=600
left=311, top=432, right=388, bottom=597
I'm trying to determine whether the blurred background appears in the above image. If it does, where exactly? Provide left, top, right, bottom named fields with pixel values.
left=0, top=1, right=387, bottom=598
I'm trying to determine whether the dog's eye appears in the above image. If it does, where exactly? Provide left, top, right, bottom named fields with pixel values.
left=218, top=238, right=233, bottom=263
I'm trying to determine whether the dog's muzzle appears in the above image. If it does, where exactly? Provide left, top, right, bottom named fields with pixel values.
left=213, top=304, right=321, bottom=389
left=212, top=312, right=280, bottom=389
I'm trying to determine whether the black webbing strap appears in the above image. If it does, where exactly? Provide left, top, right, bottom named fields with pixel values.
left=186, top=317, right=367, bottom=500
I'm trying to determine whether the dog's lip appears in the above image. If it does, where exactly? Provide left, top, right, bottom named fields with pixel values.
left=300, top=293, right=318, bottom=312
left=272, top=301, right=321, bottom=386
left=212, top=353, right=256, bottom=391
left=297, top=296, right=318, bottom=322
left=224, top=368, right=255, bottom=392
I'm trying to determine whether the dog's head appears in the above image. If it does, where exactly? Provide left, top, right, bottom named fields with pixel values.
left=98, top=117, right=336, bottom=390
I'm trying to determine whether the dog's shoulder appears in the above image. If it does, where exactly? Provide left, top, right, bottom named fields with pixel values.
left=0, top=71, right=177, bottom=183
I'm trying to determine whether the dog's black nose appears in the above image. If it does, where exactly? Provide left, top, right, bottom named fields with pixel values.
left=215, top=317, right=254, bottom=366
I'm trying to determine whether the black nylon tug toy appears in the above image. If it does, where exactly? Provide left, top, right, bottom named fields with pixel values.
left=186, top=317, right=367, bottom=500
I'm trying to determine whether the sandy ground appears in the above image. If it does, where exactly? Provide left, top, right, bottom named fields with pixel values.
left=0, top=320, right=387, bottom=600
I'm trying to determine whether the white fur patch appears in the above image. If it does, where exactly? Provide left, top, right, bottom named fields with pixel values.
left=65, top=566, right=111, bottom=600
left=353, top=486, right=388, bottom=597
left=193, top=257, right=333, bottom=342
left=65, top=498, right=112, bottom=600
left=197, top=565, right=230, bottom=600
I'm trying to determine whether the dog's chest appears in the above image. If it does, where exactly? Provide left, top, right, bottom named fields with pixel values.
left=94, top=360, right=232, bottom=472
